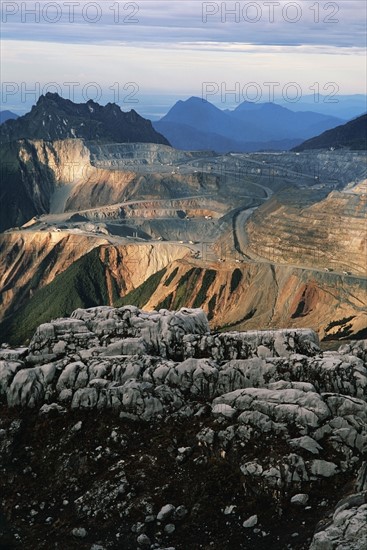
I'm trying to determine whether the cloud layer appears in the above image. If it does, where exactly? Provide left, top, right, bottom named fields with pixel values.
left=1, top=1, right=366, bottom=111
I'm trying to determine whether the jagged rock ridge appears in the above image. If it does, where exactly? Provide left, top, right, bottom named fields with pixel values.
left=0, top=307, right=366, bottom=549
left=0, top=93, right=170, bottom=145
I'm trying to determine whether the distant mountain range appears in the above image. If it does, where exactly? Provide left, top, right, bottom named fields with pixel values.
left=0, top=110, right=19, bottom=124
left=293, top=113, right=367, bottom=151
left=277, top=94, right=367, bottom=120
left=153, top=97, right=345, bottom=153
left=0, top=93, right=169, bottom=145
left=1, top=94, right=365, bottom=154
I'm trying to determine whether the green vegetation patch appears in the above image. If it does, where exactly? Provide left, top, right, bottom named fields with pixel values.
left=353, top=327, right=367, bottom=340
left=1, top=247, right=118, bottom=345
left=207, top=294, right=217, bottom=321
left=192, top=270, right=217, bottom=308
left=218, top=284, right=226, bottom=301
left=171, top=268, right=202, bottom=310
left=116, top=267, right=167, bottom=309
left=230, top=269, right=243, bottom=293
left=164, top=267, right=179, bottom=287
left=156, top=293, right=174, bottom=310
left=322, top=315, right=357, bottom=341
left=322, top=324, right=354, bottom=341
left=219, top=308, right=257, bottom=332
left=291, top=300, right=307, bottom=319
left=325, top=316, right=355, bottom=332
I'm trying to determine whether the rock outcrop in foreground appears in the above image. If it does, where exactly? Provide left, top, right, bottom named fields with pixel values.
left=0, top=307, right=366, bottom=549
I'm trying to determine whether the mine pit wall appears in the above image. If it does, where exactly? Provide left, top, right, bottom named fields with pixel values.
left=78, top=199, right=227, bottom=222
left=2, top=138, right=222, bottom=231
left=87, top=141, right=201, bottom=166
left=245, top=189, right=367, bottom=276
left=64, top=172, right=221, bottom=212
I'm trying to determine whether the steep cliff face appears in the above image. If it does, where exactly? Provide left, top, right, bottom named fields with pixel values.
left=0, top=141, right=55, bottom=231
left=0, top=139, right=94, bottom=230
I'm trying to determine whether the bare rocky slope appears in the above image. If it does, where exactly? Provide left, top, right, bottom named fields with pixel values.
left=0, top=138, right=219, bottom=231
left=0, top=230, right=190, bottom=341
left=0, top=306, right=366, bottom=549
left=143, top=258, right=367, bottom=341
left=244, top=182, right=367, bottom=276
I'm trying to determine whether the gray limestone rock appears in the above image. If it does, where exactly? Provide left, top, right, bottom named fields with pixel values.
left=243, top=514, right=258, bottom=528
left=0, top=306, right=367, bottom=550
left=310, top=492, right=367, bottom=550
left=291, top=493, right=309, bottom=506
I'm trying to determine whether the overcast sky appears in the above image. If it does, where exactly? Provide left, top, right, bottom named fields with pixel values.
left=1, top=1, right=366, bottom=114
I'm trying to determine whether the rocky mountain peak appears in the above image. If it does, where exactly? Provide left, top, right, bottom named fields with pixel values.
left=0, top=93, right=170, bottom=146
left=40, top=91, right=65, bottom=102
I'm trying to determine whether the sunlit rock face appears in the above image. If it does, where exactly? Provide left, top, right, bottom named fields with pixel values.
left=245, top=182, right=367, bottom=277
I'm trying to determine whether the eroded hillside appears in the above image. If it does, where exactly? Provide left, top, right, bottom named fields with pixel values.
left=1, top=233, right=366, bottom=345
left=142, top=259, right=367, bottom=340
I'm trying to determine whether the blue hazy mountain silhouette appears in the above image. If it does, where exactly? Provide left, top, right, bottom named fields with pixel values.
left=0, top=110, right=19, bottom=124
left=154, top=96, right=345, bottom=152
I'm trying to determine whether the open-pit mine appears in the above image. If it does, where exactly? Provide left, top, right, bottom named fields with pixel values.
left=0, top=140, right=366, bottom=345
